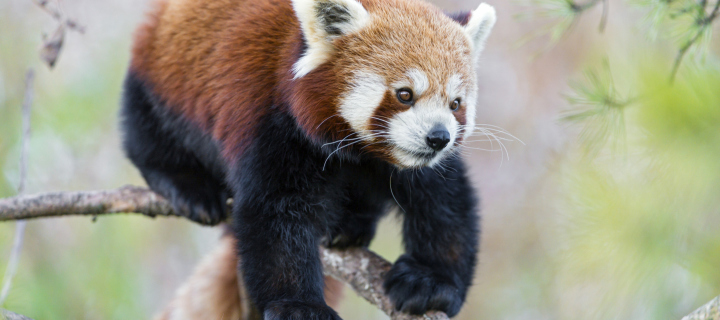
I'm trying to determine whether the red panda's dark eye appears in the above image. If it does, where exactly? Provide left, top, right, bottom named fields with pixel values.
left=396, top=89, right=413, bottom=104
left=451, top=98, right=461, bottom=111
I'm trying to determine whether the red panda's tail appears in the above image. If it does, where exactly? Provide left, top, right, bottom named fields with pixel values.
left=155, top=232, right=344, bottom=320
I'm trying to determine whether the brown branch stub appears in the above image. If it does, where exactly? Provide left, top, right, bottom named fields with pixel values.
left=0, top=309, right=34, bottom=320
left=0, top=187, right=447, bottom=319
left=682, top=296, right=720, bottom=320
left=0, top=186, right=177, bottom=221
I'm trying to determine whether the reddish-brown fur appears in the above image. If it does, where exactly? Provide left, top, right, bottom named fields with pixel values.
left=154, top=234, right=345, bottom=320
left=131, top=0, right=349, bottom=160
left=131, top=0, right=473, bottom=165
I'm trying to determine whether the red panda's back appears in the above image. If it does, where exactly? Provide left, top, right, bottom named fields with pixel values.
left=130, top=0, right=301, bottom=158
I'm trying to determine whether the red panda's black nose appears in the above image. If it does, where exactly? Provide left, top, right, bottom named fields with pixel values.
left=426, top=126, right=450, bottom=151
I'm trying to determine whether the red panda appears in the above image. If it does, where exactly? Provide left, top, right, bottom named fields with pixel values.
left=154, top=233, right=344, bottom=320
left=121, top=0, right=495, bottom=317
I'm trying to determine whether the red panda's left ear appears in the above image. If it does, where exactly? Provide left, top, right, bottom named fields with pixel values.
left=292, top=0, right=370, bottom=78
left=463, top=3, right=496, bottom=62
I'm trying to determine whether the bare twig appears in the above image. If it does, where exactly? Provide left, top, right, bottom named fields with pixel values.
left=599, top=0, right=609, bottom=32
left=33, top=0, right=85, bottom=33
left=17, top=70, right=34, bottom=197
left=33, top=0, right=84, bottom=68
left=40, top=25, right=65, bottom=69
left=570, top=0, right=603, bottom=13
left=0, top=70, right=34, bottom=307
left=567, top=0, right=609, bottom=32
left=670, top=26, right=706, bottom=81
left=0, top=187, right=447, bottom=320
left=669, top=0, right=720, bottom=82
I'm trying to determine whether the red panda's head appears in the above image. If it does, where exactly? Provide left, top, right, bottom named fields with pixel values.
left=291, top=0, right=496, bottom=168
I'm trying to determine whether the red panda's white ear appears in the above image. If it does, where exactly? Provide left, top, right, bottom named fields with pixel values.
left=292, top=0, right=369, bottom=78
left=463, top=3, right=496, bottom=62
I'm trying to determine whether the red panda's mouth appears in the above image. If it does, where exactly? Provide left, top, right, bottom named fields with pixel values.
left=391, top=146, right=443, bottom=168
left=396, top=147, right=436, bottom=160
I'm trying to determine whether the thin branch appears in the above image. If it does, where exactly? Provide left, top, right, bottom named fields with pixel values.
left=711, top=0, right=720, bottom=20
left=0, top=186, right=177, bottom=221
left=570, top=0, right=603, bottom=13
left=321, top=248, right=449, bottom=320
left=0, top=70, right=34, bottom=307
left=669, top=0, right=720, bottom=82
left=670, top=25, right=707, bottom=81
left=33, top=0, right=84, bottom=68
left=0, top=309, right=34, bottom=320
left=17, top=70, right=33, bottom=197
left=599, top=0, right=609, bottom=32
left=32, top=0, right=85, bottom=33
left=567, top=0, right=609, bottom=33
left=0, top=187, right=449, bottom=320
left=681, top=296, right=720, bottom=320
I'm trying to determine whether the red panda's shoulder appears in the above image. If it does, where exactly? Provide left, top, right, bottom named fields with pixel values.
left=129, top=0, right=304, bottom=155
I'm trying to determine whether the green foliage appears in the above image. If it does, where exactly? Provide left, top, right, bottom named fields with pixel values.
left=561, top=60, right=633, bottom=156
left=517, top=0, right=607, bottom=51
left=556, top=59, right=720, bottom=319
left=523, top=0, right=720, bottom=77
left=2, top=217, right=174, bottom=320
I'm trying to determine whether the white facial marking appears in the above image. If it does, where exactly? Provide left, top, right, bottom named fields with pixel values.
left=388, top=95, right=459, bottom=168
left=292, top=0, right=370, bottom=78
left=339, top=71, right=385, bottom=137
left=392, top=69, right=429, bottom=97
left=463, top=85, right=478, bottom=141
left=406, top=69, right=429, bottom=96
left=446, top=74, right=465, bottom=98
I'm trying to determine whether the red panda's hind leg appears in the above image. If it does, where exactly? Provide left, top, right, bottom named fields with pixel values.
left=120, top=72, right=229, bottom=225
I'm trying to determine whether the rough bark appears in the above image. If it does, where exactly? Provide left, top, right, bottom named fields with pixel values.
left=321, top=247, right=449, bottom=320
left=0, top=186, right=177, bottom=221
left=1, top=187, right=719, bottom=319
left=682, top=296, right=720, bottom=320
left=0, top=309, right=33, bottom=320
left=0, top=186, right=448, bottom=320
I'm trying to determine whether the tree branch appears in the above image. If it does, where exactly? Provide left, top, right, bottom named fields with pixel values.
left=682, top=296, right=720, bottom=320
left=0, top=187, right=448, bottom=320
left=33, top=0, right=85, bottom=33
left=0, top=186, right=177, bottom=221
left=0, top=309, right=34, bottom=320
left=1, top=187, right=718, bottom=319
left=321, top=247, right=449, bottom=320
left=0, top=70, right=35, bottom=307
left=669, top=0, right=720, bottom=82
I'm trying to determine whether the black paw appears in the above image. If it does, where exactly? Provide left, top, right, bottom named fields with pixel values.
left=264, top=300, right=342, bottom=320
left=151, top=174, right=228, bottom=225
left=169, top=186, right=228, bottom=225
left=324, top=223, right=376, bottom=249
left=324, top=231, right=374, bottom=249
left=383, top=255, right=465, bottom=317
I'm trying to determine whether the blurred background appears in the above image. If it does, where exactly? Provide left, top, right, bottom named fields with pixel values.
left=1, top=0, right=719, bottom=319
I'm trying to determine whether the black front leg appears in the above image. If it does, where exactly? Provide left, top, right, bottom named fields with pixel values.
left=230, top=115, right=343, bottom=320
left=325, top=165, right=390, bottom=249
left=384, top=157, right=479, bottom=317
